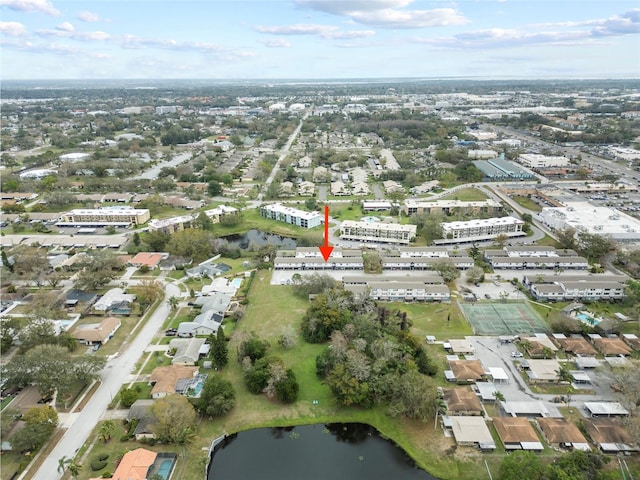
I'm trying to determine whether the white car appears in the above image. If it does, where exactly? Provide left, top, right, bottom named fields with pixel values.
left=511, top=351, right=523, bottom=358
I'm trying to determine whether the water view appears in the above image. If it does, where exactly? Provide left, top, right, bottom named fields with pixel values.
left=222, top=229, right=297, bottom=250
left=207, top=423, right=438, bottom=480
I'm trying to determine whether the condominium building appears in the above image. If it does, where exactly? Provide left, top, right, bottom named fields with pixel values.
left=522, top=274, right=627, bottom=302
left=57, top=207, right=150, bottom=227
left=437, top=216, right=525, bottom=244
left=403, top=199, right=502, bottom=216
left=148, top=215, right=194, bottom=235
left=340, top=220, right=417, bottom=245
left=274, top=247, right=364, bottom=270
left=484, top=246, right=589, bottom=270
left=342, top=275, right=450, bottom=302
left=260, top=203, right=322, bottom=229
left=204, top=205, right=239, bottom=223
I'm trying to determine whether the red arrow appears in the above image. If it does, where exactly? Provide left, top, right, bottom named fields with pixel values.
left=319, top=205, right=334, bottom=262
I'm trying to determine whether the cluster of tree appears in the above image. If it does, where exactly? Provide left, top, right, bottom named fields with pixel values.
left=615, top=248, right=640, bottom=279
left=291, top=272, right=340, bottom=299
left=75, top=250, right=124, bottom=291
left=208, top=328, right=229, bottom=369
left=410, top=212, right=444, bottom=244
left=160, top=126, right=202, bottom=146
left=555, top=228, right=615, bottom=263
left=304, top=290, right=438, bottom=418
left=237, top=333, right=300, bottom=404
left=151, top=394, right=197, bottom=444
left=192, top=375, right=236, bottom=417
left=498, top=450, right=614, bottom=480
left=3, top=344, right=105, bottom=407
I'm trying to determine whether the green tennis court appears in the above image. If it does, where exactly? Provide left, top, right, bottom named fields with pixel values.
left=459, top=302, right=547, bottom=335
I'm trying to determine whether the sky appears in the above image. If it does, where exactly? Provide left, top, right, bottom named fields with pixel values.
left=1, top=0, right=639, bottom=80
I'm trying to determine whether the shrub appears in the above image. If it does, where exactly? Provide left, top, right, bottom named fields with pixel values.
left=95, top=453, right=109, bottom=462
left=91, top=459, right=108, bottom=471
left=102, top=472, right=112, bottom=478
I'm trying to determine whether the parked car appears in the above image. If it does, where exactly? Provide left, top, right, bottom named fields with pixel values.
left=511, top=351, right=523, bottom=358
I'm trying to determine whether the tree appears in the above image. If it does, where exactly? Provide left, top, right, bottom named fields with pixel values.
left=243, top=357, right=273, bottom=394
left=576, top=232, right=615, bottom=263
left=151, top=394, right=197, bottom=444
left=194, top=375, right=236, bottom=417
left=465, top=266, right=485, bottom=284
left=432, top=260, right=460, bottom=283
left=301, top=288, right=353, bottom=343
left=556, top=227, right=577, bottom=250
left=98, top=420, right=116, bottom=443
left=386, top=370, right=437, bottom=421
left=498, top=451, right=544, bottom=480
left=545, top=450, right=608, bottom=480
left=326, top=363, right=372, bottom=407
left=494, top=233, right=510, bottom=247
left=237, top=335, right=270, bottom=363
left=168, top=296, right=179, bottom=310
left=58, top=456, right=71, bottom=474
left=166, top=229, right=215, bottom=263
left=291, top=273, right=339, bottom=298
left=275, top=369, right=299, bottom=403
left=208, top=180, right=222, bottom=196
left=67, top=461, right=82, bottom=479
left=119, top=387, right=138, bottom=408
left=211, top=327, right=228, bottom=368
left=194, top=212, right=214, bottom=231
left=10, top=422, right=54, bottom=452
left=75, top=250, right=123, bottom=291
left=132, top=280, right=163, bottom=310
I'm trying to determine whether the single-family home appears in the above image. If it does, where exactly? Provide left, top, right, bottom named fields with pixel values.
left=493, top=417, right=543, bottom=451
left=71, top=317, right=121, bottom=345
left=169, top=338, right=209, bottom=365
left=149, top=366, right=198, bottom=398
left=127, top=400, right=156, bottom=441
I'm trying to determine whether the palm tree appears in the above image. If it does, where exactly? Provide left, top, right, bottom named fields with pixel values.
left=168, top=295, right=179, bottom=310
left=542, top=346, right=554, bottom=359
left=98, top=419, right=116, bottom=443
left=57, top=456, right=71, bottom=474
left=68, top=461, right=82, bottom=479
left=493, top=391, right=506, bottom=402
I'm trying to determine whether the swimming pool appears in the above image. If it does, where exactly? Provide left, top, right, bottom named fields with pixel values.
left=231, top=277, right=243, bottom=289
left=576, top=312, right=600, bottom=326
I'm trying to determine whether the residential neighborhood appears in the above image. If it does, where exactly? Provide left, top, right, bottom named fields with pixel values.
left=1, top=77, right=640, bottom=480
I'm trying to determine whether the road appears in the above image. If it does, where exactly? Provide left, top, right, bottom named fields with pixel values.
left=132, top=152, right=192, bottom=180
left=257, top=108, right=311, bottom=202
left=29, top=282, right=180, bottom=480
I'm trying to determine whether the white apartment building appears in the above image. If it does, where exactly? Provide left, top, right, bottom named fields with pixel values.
left=204, top=205, right=239, bottom=223
left=340, top=220, right=417, bottom=245
left=260, top=203, right=322, bottom=229
left=403, top=199, right=502, bottom=216
left=58, top=207, right=150, bottom=227
left=438, top=216, right=525, bottom=244
left=148, top=215, right=195, bottom=235
left=518, top=154, right=569, bottom=169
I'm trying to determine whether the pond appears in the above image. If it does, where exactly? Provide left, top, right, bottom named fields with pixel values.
left=221, top=229, right=297, bottom=250
left=207, top=423, right=438, bottom=480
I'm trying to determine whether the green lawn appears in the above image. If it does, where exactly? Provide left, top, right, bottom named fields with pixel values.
left=388, top=301, right=473, bottom=339
left=511, top=195, right=542, bottom=212
left=438, top=187, right=489, bottom=202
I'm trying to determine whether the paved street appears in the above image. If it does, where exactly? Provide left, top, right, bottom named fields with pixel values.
left=28, top=282, right=180, bottom=480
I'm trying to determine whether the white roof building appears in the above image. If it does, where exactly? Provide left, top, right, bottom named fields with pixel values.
left=518, top=154, right=569, bottom=169
left=584, top=402, right=630, bottom=417
left=449, top=416, right=495, bottom=448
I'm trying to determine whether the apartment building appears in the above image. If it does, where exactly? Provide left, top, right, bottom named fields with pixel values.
left=403, top=199, right=502, bottom=216
left=273, top=247, right=364, bottom=270
left=340, top=220, right=417, bottom=245
left=523, top=274, right=627, bottom=302
left=148, top=215, right=194, bottom=235
left=260, top=203, right=322, bottom=229
left=57, top=207, right=150, bottom=227
left=484, top=246, right=588, bottom=270
left=438, top=217, right=525, bottom=244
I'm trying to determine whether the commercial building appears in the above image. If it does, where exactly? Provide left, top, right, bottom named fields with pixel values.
left=538, top=202, right=640, bottom=242
left=473, top=157, right=534, bottom=180
left=260, top=203, right=322, bottom=229
left=340, top=220, right=417, bottom=245
left=403, top=199, right=502, bottom=216
left=518, top=154, right=569, bottom=169
left=437, top=217, right=525, bottom=244
left=57, top=207, right=150, bottom=227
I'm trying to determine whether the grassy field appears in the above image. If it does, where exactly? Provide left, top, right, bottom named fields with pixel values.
left=511, top=195, right=542, bottom=212
left=438, top=187, right=489, bottom=202
left=387, top=301, right=473, bottom=339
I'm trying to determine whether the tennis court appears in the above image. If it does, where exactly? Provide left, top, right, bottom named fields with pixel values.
left=459, top=302, right=547, bottom=335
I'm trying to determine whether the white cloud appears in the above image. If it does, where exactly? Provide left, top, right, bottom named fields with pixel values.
left=324, top=29, right=375, bottom=39
left=415, top=9, right=640, bottom=50
left=295, top=0, right=413, bottom=15
left=77, top=10, right=100, bottom=23
left=0, top=0, right=59, bottom=16
left=295, top=0, right=468, bottom=29
left=56, top=21, right=74, bottom=32
left=254, top=24, right=337, bottom=36
left=259, top=38, right=292, bottom=48
left=0, top=21, right=28, bottom=36
left=349, top=8, right=468, bottom=28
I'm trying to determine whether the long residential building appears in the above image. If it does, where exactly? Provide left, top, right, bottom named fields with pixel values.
left=274, top=247, right=364, bottom=271
left=57, top=207, right=150, bottom=227
left=342, top=275, right=450, bottom=302
left=484, top=246, right=588, bottom=270
left=378, top=246, right=473, bottom=270
left=437, top=216, right=525, bottom=244
left=147, top=205, right=239, bottom=234
left=260, top=203, right=322, bottom=229
left=522, top=274, right=627, bottom=302
left=340, top=220, right=417, bottom=245
left=403, top=199, right=502, bottom=216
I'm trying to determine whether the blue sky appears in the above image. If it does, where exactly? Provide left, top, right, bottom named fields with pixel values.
left=1, top=0, right=639, bottom=80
